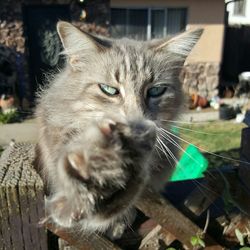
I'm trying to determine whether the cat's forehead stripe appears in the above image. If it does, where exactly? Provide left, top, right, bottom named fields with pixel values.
left=115, top=70, right=120, bottom=83
left=112, top=46, right=152, bottom=85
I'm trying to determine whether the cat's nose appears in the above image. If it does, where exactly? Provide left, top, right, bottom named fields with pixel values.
left=129, top=120, right=157, bottom=150
left=130, top=120, right=156, bottom=136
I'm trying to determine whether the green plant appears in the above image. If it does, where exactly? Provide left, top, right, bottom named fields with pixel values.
left=235, top=228, right=250, bottom=249
left=0, top=110, right=19, bottom=124
left=189, top=210, right=210, bottom=249
left=190, top=234, right=205, bottom=249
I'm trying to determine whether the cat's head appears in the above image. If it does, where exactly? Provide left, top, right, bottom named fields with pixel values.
left=41, top=21, right=202, bottom=230
left=53, top=21, right=202, bottom=129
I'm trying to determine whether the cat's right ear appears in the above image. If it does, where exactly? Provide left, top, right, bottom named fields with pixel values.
left=57, top=21, right=111, bottom=68
left=149, top=29, right=203, bottom=61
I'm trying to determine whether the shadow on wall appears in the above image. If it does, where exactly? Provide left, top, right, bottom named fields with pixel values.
left=0, top=44, right=28, bottom=109
left=0, top=0, right=110, bottom=109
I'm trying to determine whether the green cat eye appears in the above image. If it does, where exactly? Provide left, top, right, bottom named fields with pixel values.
left=99, top=84, right=120, bottom=96
left=147, top=86, right=167, bottom=98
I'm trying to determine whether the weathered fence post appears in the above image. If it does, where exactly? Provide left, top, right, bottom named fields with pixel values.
left=0, top=143, right=47, bottom=250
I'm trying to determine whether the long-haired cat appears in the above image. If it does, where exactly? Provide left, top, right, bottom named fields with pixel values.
left=36, top=21, right=202, bottom=234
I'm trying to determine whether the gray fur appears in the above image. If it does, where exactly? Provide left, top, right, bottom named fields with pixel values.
left=36, top=21, right=202, bottom=233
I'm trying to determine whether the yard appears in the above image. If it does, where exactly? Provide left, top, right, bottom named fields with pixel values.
left=178, top=121, right=246, bottom=168
left=0, top=119, right=245, bottom=166
left=0, top=117, right=248, bottom=249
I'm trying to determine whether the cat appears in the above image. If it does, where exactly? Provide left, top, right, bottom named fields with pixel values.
left=35, top=21, right=202, bottom=235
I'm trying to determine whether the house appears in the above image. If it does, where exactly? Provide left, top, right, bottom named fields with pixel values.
left=0, top=0, right=225, bottom=107
left=109, top=0, right=226, bottom=99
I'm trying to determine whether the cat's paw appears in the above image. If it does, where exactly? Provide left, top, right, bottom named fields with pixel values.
left=61, top=119, right=156, bottom=183
left=106, top=221, right=127, bottom=240
left=106, top=209, right=137, bottom=240
left=45, top=194, right=85, bottom=228
left=49, top=119, right=155, bottom=230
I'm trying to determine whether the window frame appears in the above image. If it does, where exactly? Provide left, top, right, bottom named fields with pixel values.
left=110, top=6, right=188, bottom=40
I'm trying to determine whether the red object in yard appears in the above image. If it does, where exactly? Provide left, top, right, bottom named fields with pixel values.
left=190, top=93, right=208, bottom=109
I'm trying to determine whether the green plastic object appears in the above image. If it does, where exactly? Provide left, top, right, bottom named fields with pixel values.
left=170, top=144, right=208, bottom=182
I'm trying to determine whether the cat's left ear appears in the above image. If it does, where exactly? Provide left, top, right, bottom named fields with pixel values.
left=149, top=29, right=203, bottom=60
left=57, top=21, right=111, bottom=68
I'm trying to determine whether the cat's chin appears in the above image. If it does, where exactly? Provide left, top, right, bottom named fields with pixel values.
left=46, top=195, right=133, bottom=235
left=49, top=211, right=118, bottom=232
left=45, top=173, right=144, bottom=233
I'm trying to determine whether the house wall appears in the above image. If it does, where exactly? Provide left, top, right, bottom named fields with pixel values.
left=111, top=0, right=225, bottom=64
left=111, top=0, right=225, bottom=98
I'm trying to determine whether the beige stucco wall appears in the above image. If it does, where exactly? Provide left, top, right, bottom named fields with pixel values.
left=111, top=0, right=225, bottom=64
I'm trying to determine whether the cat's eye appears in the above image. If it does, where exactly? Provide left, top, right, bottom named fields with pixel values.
left=99, top=84, right=120, bottom=96
left=147, top=86, right=167, bottom=98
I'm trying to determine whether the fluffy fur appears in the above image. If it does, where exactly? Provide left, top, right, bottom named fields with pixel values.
left=36, top=21, right=202, bottom=233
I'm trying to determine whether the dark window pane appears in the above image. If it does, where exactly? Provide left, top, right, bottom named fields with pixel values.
left=110, top=8, right=127, bottom=38
left=151, top=9, right=165, bottom=38
left=127, top=9, right=147, bottom=40
left=167, top=8, right=187, bottom=35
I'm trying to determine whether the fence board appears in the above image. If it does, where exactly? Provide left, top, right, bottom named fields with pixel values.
left=0, top=143, right=47, bottom=250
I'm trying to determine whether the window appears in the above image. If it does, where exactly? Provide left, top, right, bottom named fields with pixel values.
left=110, top=8, right=187, bottom=40
left=127, top=9, right=148, bottom=40
left=167, top=8, right=187, bottom=35
left=233, top=0, right=246, bottom=16
left=151, top=9, right=165, bottom=38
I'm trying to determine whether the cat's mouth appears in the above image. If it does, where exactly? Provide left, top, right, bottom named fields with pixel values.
left=98, top=187, right=125, bottom=208
left=94, top=170, right=144, bottom=219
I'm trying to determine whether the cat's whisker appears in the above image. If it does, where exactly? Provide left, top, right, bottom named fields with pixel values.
left=157, top=128, right=218, bottom=183
left=158, top=128, right=245, bottom=195
left=160, top=127, right=250, bottom=166
left=156, top=137, right=171, bottom=163
left=160, top=119, right=210, bottom=125
left=156, top=138, right=175, bottom=169
left=157, top=129, right=247, bottom=209
left=158, top=132, right=216, bottom=182
left=158, top=129, right=201, bottom=167
left=177, top=131, right=213, bottom=149
left=123, top=214, right=136, bottom=234
left=157, top=132, right=222, bottom=199
left=168, top=124, right=221, bottom=135
left=154, top=146, right=163, bottom=159
left=156, top=136, right=177, bottom=167
left=156, top=137, right=172, bottom=162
